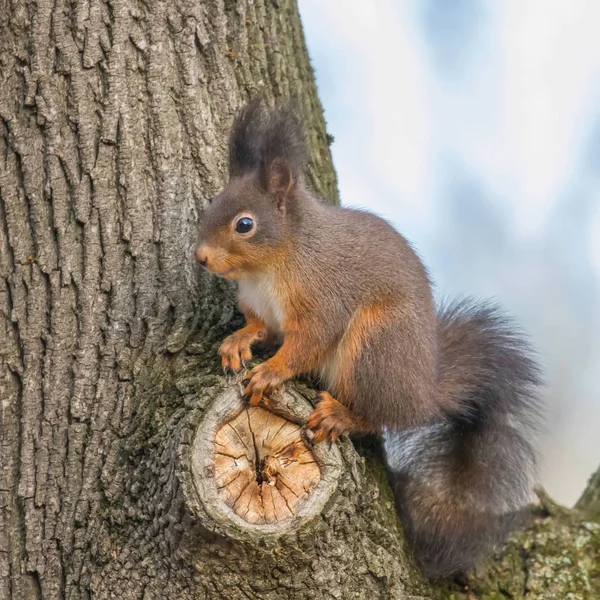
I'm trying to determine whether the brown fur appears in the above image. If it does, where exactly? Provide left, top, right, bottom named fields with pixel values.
left=198, top=186, right=444, bottom=430
left=195, top=98, right=542, bottom=578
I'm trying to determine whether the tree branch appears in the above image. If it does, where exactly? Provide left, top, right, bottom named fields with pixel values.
left=576, top=463, right=600, bottom=520
left=179, top=384, right=343, bottom=542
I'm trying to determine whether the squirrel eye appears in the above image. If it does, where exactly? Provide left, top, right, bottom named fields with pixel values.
left=235, top=217, right=254, bottom=234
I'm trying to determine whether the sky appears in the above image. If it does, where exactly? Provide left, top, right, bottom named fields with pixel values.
left=299, top=0, right=600, bottom=506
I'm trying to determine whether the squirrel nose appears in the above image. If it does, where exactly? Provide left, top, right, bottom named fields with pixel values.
left=194, top=246, right=208, bottom=266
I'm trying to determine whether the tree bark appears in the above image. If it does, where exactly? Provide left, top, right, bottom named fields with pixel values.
left=0, top=1, right=598, bottom=599
left=577, top=463, right=600, bottom=520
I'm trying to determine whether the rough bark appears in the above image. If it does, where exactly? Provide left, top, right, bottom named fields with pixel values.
left=0, top=0, right=598, bottom=599
left=577, top=463, right=600, bottom=520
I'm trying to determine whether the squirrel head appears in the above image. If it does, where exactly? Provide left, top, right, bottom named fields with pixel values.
left=195, top=97, right=306, bottom=279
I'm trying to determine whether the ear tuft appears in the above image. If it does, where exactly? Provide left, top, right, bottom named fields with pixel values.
left=228, top=96, right=265, bottom=177
left=260, top=103, right=306, bottom=184
left=228, top=97, right=306, bottom=200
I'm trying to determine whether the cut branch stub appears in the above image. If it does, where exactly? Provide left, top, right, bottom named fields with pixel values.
left=182, top=385, right=343, bottom=542
left=214, top=406, right=321, bottom=523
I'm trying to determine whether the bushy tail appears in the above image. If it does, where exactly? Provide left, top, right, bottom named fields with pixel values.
left=383, top=298, right=542, bottom=578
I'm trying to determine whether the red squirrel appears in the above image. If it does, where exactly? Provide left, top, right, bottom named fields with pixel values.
left=195, top=98, right=542, bottom=578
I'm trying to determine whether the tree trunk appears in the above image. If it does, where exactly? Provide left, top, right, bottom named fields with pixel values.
left=0, top=1, right=598, bottom=599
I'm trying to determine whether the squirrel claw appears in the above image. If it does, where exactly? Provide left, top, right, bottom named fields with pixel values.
left=301, top=426, right=315, bottom=448
left=305, top=393, right=349, bottom=445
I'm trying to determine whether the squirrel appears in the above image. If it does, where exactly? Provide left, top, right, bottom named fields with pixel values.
left=194, top=97, right=542, bottom=578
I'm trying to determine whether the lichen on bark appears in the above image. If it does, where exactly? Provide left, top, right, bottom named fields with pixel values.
left=577, top=463, right=600, bottom=521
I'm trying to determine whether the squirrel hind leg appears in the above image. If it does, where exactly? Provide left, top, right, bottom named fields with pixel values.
left=305, top=392, right=374, bottom=444
left=332, top=305, right=440, bottom=432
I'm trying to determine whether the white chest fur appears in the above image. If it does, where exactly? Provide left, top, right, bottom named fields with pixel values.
left=237, top=274, right=285, bottom=333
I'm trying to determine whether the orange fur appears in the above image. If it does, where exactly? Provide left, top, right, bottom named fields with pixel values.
left=243, top=314, right=331, bottom=405
left=324, top=296, right=394, bottom=404
left=306, top=392, right=374, bottom=443
left=219, top=305, right=266, bottom=371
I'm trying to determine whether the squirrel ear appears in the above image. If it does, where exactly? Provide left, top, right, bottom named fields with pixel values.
left=263, top=158, right=294, bottom=209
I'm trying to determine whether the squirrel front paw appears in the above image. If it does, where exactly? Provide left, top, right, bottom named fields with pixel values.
left=219, top=328, right=265, bottom=372
left=305, top=392, right=352, bottom=444
left=242, top=360, right=288, bottom=406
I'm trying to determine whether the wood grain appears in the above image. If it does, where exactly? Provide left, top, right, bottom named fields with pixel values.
left=214, top=407, right=320, bottom=524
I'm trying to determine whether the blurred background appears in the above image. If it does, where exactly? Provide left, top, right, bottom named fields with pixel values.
left=299, top=0, right=600, bottom=506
